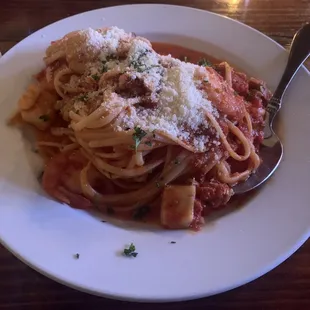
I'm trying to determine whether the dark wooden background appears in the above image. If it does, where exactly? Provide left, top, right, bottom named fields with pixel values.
left=1, top=0, right=309, bottom=309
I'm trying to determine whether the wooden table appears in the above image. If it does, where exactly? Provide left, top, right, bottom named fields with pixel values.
left=1, top=0, right=309, bottom=309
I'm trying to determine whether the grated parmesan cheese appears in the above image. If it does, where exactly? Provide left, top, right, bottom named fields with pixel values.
left=51, top=27, right=222, bottom=152
left=119, top=54, right=215, bottom=151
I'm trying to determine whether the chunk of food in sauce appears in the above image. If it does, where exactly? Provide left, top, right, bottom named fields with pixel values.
left=161, top=185, right=196, bottom=229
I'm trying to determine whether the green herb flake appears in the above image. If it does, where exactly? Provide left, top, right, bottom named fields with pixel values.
left=145, top=141, right=152, bottom=147
left=123, top=243, right=138, bottom=257
left=155, top=181, right=161, bottom=188
left=198, top=58, right=213, bottom=67
left=203, top=78, right=209, bottom=83
left=170, top=241, right=176, bottom=244
left=133, top=206, right=150, bottom=220
left=130, top=49, right=154, bottom=72
left=74, top=253, right=80, bottom=259
left=132, top=127, right=147, bottom=151
left=78, top=94, right=88, bottom=102
left=152, top=130, right=156, bottom=138
left=91, top=74, right=100, bottom=81
left=134, top=65, right=145, bottom=73
left=101, top=64, right=108, bottom=73
left=39, top=115, right=49, bottom=122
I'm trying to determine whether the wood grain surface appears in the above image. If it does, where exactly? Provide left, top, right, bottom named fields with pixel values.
left=0, top=0, right=309, bottom=309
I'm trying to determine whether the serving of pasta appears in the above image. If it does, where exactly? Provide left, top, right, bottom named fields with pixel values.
left=12, top=26, right=271, bottom=230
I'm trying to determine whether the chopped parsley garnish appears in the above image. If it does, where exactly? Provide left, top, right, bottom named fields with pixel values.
left=131, top=61, right=142, bottom=72
left=170, top=241, right=176, bottom=244
left=91, top=74, right=100, bottom=81
left=174, top=158, right=180, bottom=165
left=203, top=78, right=209, bottom=83
left=132, top=127, right=147, bottom=151
left=155, top=181, right=161, bottom=188
left=100, top=55, right=117, bottom=73
left=74, top=253, right=80, bottom=259
left=198, top=58, right=213, bottom=67
left=78, top=94, right=88, bottom=102
left=39, top=114, right=49, bottom=122
left=123, top=243, right=138, bottom=257
left=145, top=141, right=152, bottom=147
left=101, top=64, right=108, bottom=73
left=130, top=49, right=160, bottom=73
left=133, top=206, right=150, bottom=220
left=107, top=207, right=115, bottom=215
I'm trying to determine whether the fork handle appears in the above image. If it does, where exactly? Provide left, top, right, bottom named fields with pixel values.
left=267, top=23, right=310, bottom=120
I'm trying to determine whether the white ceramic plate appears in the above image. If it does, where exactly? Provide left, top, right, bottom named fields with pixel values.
left=0, top=4, right=309, bottom=302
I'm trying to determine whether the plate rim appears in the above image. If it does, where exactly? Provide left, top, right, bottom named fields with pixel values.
left=1, top=225, right=309, bottom=303
left=1, top=3, right=309, bottom=72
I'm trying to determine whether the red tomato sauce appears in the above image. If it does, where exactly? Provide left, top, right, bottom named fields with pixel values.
left=152, top=42, right=220, bottom=64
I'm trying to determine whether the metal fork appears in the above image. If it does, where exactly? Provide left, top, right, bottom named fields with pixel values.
left=233, top=23, right=310, bottom=195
